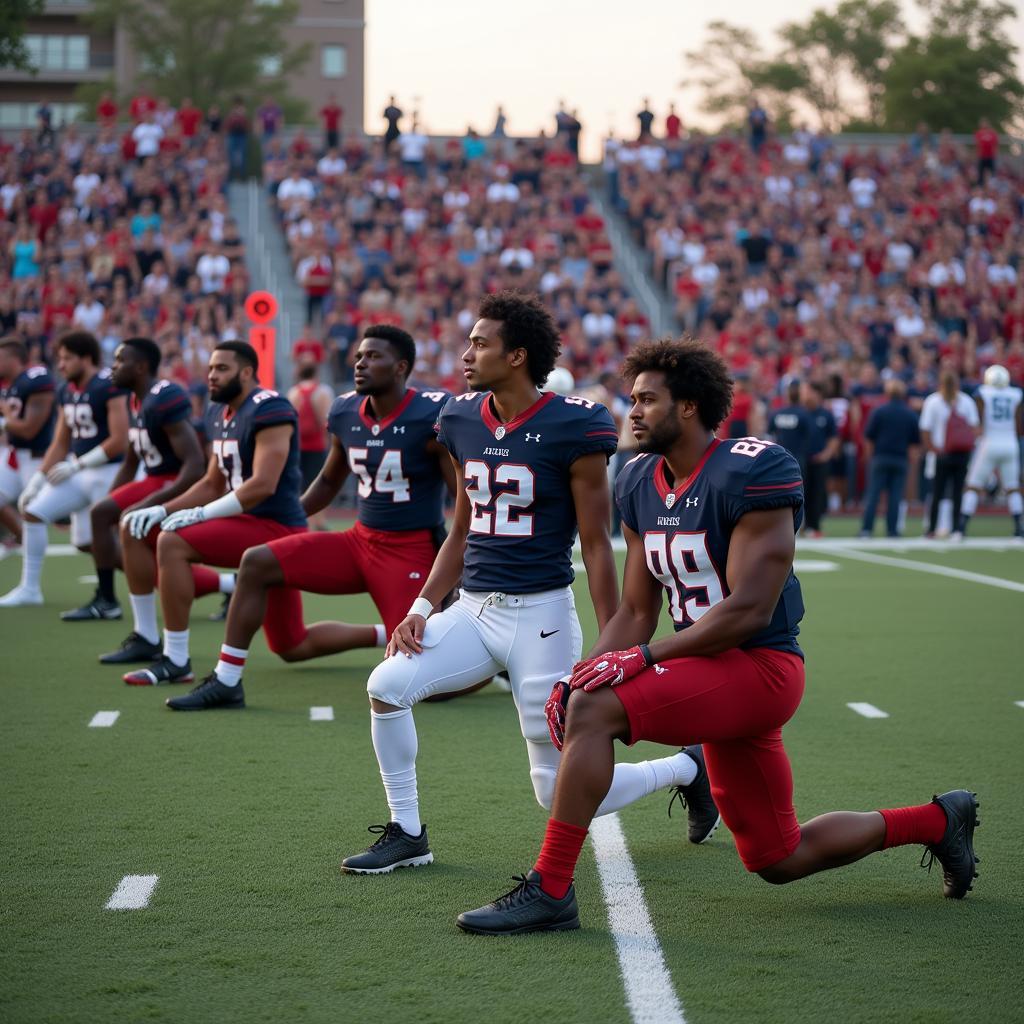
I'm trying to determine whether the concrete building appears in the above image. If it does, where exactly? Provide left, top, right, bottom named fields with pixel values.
left=0, top=0, right=365, bottom=133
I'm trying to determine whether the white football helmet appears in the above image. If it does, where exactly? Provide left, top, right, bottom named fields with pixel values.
left=546, top=366, right=576, bottom=395
left=983, top=364, right=1010, bottom=388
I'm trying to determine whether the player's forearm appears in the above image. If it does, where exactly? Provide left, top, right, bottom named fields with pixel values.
left=416, top=530, right=466, bottom=608
left=100, top=435, right=127, bottom=459
left=580, top=539, right=619, bottom=630
left=164, top=478, right=223, bottom=513
left=586, top=604, right=658, bottom=659
left=39, top=440, right=70, bottom=474
left=648, top=595, right=773, bottom=661
left=108, top=460, right=135, bottom=492
left=145, top=467, right=206, bottom=508
left=301, top=476, right=340, bottom=516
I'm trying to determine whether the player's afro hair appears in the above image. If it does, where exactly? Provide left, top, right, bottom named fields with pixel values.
left=363, top=324, right=416, bottom=376
left=123, top=336, right=162, bottom=375
left=622, top=338, right=734, bottom=431
left=478, top=290, right=561, bottom=388
left=56, top=330, right=101, bottom=365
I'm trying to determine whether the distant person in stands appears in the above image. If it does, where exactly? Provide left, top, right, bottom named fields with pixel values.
left=206, top=104, right=222, bottom=135
left=769, top=380, right=813, bottom=479
left=383, top=96, right=403, bottom=152
left=748, top=99, right=768, bottom=154
left=637, top=98, right=655, bottom=140
left=288, top=356, right=333, bottom=531
left=920, top=370, right=980, bottom=539
left=665, top=102, right=682, bottom=141
left=297, top=243, right=333, bottom=324
left=860, top=379, right=921, bottom=538
left=96, top=92, right=118, bottom=127
left=320, top=93, right=343, bottom=150
left=398, top=119, right=429, bottom=178
left=974, top=118, right=999, bottom=183
left=257, top=96, right=283, bottom=144
left=225, top=98, right=249, bottom=181
left=492, top=105, right=507, bottom=138
left=801, top=382, right=839, bottom=538
left=177, top=97, right=202, bottom=141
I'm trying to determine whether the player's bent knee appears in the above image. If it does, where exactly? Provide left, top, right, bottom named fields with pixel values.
left=156, top=529, right=189, bottom=564
left=238, top=544, right=280, bottom=584
left=564, top=687, right=619, bottom=736
left=366, top=658, right=417, bottom=710
left=756, top=861, right=797, bottom=885
left=529, top=766, right=557, bottom=810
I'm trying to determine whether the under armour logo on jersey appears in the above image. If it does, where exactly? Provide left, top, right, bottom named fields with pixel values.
left=684, top=497, right=699, bottom=508
left=525, top=432, right=541, bottom=442
left=393, top=425, right=405, bottom=434
left=350, top=425, right=361, bottom=432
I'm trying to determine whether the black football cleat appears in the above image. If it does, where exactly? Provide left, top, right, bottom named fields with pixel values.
left=341, top=822, right=433, bottom=874
left=61, top=592, right=122, bottom=622
left=921, top=789, right=980, bottom=899
left=166, top=673, right=245, bottom=711
left=667, top=745, right=722, bottom=844
left=99, top=632, right=162, bottom=664
left=123, top=655, right=194, bottom=686
left=457, top=870, right=580, bottom=935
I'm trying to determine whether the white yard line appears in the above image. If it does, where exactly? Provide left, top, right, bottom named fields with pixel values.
left=590, top=814, right=686, bottom=1024
left=1015, top=701, right=1024, bottom=710
left=88, top=711, right=120, bottom=728
left=105, top=874, right=159, bottom=909
left=847, top=702, right=889, bottom=719
left=819, top=545, right=1024, bottom=593
left=309, top=706, right=334, bottom=721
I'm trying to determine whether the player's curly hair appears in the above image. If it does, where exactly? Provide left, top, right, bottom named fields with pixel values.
left=478, top=290, right=561, bottom=388
left=56, top=330, right=101, bottom=366
left=123, top=336, right=162, bottom=375
left=622, top=338, right=734, bottom=431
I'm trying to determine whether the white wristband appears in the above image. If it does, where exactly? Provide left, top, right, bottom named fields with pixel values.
left=408, top=597, right=434, bottom=619
left=202, top=491, right=244, bottom=520
left=78, top=445, right=110, bottom=469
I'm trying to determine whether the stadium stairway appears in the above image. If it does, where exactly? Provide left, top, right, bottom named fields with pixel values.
left=585, top=170, right=678, bottom=338
left=228, top=181, right=305, bottom=390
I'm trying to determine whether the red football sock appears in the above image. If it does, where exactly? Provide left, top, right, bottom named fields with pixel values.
left=879, top=802, right=947, bottom=849
left=192, top=565, right=221, bottom=599
left=533, top=818, right=588, bottom=899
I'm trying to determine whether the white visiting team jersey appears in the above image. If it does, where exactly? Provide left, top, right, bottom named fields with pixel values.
left=978, top=385, right=1022, bottom=442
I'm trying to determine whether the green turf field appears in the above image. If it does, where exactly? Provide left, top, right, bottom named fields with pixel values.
left=1, top=522, right=1021, bottom=1024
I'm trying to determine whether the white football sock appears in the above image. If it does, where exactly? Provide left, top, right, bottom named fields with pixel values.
left=596, top=750, right=698, bottom=815
left=1009, top=491, right=1023, bottom=516
left=961, top=490, right=979, bottom=517
left=163, top=628, right=190, bottom=667
left=219, top=573, right=235, bottom=595
left=215, top=643, right=247, bottom=686
left=21, top=521, right=47, bottom=591
left=371, top=708, right=421, bottom=836
left=374, top=624, right=387, bottom=648
left=129, top=592, right=159, bottom=645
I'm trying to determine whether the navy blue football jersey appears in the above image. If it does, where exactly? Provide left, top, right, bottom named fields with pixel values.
left=615, top=437, right=805, bottom=655
left=59, top=369, right=127, bottom=461
left=329, top=387, right=450, bottom=532
left=436, top=390, right=618, bottom=593
left=129, top=379, right=192, bottom=477
left=1, top=365, right=56, bottom=456
left=206, top=388, right=306, bottom=527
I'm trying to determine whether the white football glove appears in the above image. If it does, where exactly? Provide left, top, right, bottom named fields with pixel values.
left=123, top=504, right=167, bottom=539
left=160, top=506, right=207, bottom=532
left=17, top=471, right=46, bottom=514
left=46, top=455, right=81, bottom=484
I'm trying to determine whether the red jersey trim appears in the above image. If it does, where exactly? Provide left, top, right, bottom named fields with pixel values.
left=359, top=387, right=417, bottom=431
left=745, top=481, right=803, bottom=492
left=653, top=438, right=722, bottom=502
left=480, top=390, right=556, bottom=435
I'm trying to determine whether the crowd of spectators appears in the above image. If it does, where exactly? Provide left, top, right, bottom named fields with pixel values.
left=265, top=132, right=648, bottom=391
left=0, top=97, right=250, bottom=394
left=605, top=114, right=1024, bottom=502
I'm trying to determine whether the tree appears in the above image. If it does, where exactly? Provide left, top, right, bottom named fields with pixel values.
left=87, top=0, right=311, bottom=118
left=0, top=0, right=45, bottom=72
left=777, top=0, right=904, bottom=128
left=682, top=21, right=803, bottom=131
left=882, top=0, right=1024, bottom=131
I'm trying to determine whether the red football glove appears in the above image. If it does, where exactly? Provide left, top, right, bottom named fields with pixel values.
left=569, top=645, right=651, bottom=692
left=544, top=677, right=572, bottom=751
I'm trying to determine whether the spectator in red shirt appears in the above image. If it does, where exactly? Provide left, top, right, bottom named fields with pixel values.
left=974, top=118, right=999, bottom=182
left=177, top=97, right=202, bottom=139
left=96, top=92, right=118, bottom=126
left=665, top=103, right=682, bottom=140
left=293, top=326, right=326, bottom=365
left=320, top=93, right=344, bottom=149
left=129, top=93, right=156, bottom=123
